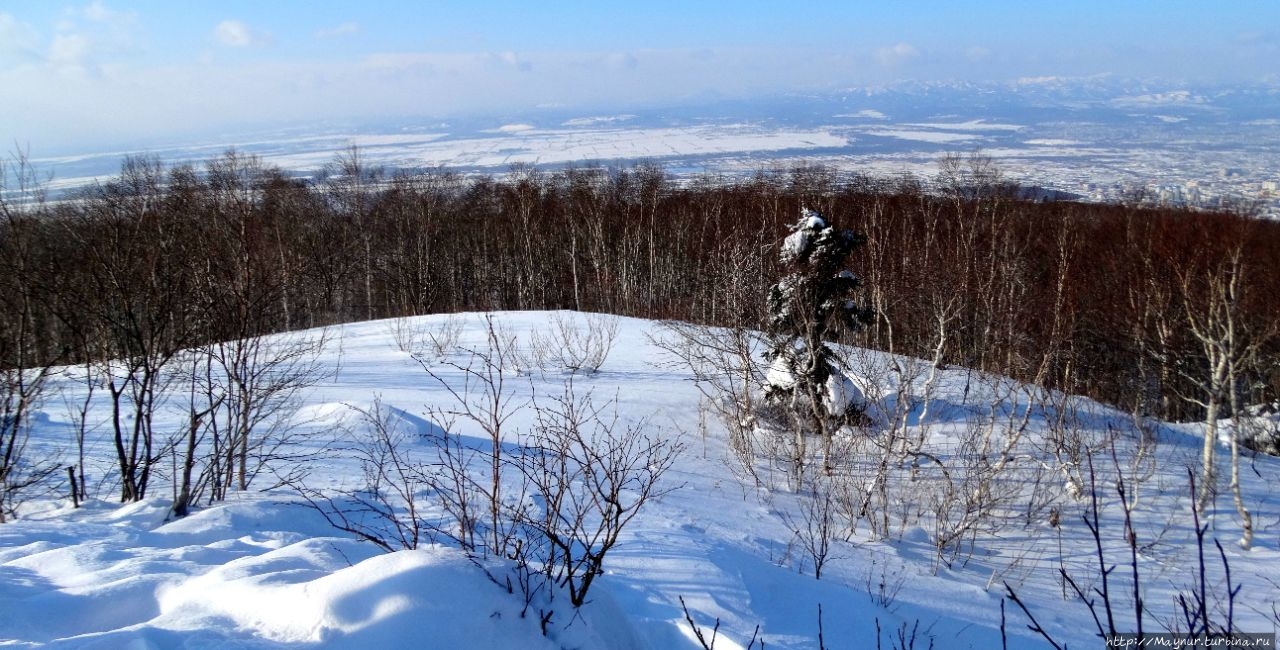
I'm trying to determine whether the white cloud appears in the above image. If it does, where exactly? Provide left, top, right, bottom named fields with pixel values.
left=495, top=123, right=535, bottom=133
left=0, top=13, right=39, bottom=58
left=214, top=20, right=269, bottom=48
left=315, top=22, right=360, bottom=39
left=39, top=2, right=138, bottom=74
left=79, top=1, right=131, bottom=25
left=1, top=46, right=878, bottom=151
left=215, top=20, right=251, bottom=47
left=49, top=32, right=91, bottom=69
left=874, top=42, right=920, bottom=67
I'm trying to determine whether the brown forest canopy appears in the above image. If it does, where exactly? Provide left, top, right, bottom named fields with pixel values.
left=2, top=150, right=1278, bottom=422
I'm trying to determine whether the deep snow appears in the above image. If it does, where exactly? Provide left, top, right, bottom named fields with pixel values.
left=2, top=312, right=1276, bottom=648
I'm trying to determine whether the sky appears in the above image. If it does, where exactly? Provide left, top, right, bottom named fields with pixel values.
left=1, top=1, right=1278, bottom=153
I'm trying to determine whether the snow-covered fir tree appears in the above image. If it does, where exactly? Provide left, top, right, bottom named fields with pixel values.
left=764, top=207, right=873, bottom=474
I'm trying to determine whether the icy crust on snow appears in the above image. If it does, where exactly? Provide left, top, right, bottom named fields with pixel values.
left=0, top=311, right=1277, bottom=648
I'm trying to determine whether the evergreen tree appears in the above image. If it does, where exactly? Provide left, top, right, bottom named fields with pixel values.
left=764, top=208, right=873, bottom=474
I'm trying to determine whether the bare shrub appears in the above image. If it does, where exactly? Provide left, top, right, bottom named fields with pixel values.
left=1034, top=390, right=1094, bottom=502
left=864, top=552, right=906, bottom=610
left=426, top=314, right=465, bottom=359
left=833, top=349, right=926, bottom=539
left=300, top=343, right=684, bottom=624
left=879, top=617, right=935, bottom=650
left=386, top=314, right=463, bottom=358
left=385, top=315, right=429, bottom=354
left=296, top=399, right=430, bottom=552
left=782, top=475, right=840, bottom=579
left=415, top=314, right=526, bottom=557
left=209, top=330, right=330, bottom=493
left=521, top=380, right=684, bottom=606
left=653, top=321, right=767, bottom=483
left=1005, top=466, right=1245, bottom=647
left=296, top=396, right=508, bottom=558
left=369, top=314, right=683, bottom=614
left=925, top=379, right=1039, bottom=569
left=527, top=312, right=619, bottom=375
left=511, top=330, right=550, bottom=378
left=416, top=412, right=487, bottom=552
left=680, top=595, right=764, bottom=650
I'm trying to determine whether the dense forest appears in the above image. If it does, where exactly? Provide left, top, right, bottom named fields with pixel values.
left=2, top=148, right=1278, bottom=426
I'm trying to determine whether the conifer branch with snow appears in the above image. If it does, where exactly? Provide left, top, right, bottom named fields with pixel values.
left=763, top=208, right=874, bottom=480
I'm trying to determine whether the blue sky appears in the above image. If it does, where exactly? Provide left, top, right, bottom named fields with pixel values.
left=2, top=1, right=1278, bottom=151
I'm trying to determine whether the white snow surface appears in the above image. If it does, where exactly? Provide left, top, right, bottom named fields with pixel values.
left=800, top=209, right=825, bottom=230
left=763, top=359, right=867, bottom=419
left=254, top=126, right=848, bottom=172
left=904, top=119, right=1025, bottom=132
left=764, top=354, right=796, bottom=392
left=2, top=311, right=1277, bottom=648
left=858, top=128, right=983, bottom=144
left=780, top=230, right=810, bottom=263
left=823, top=369, right=864, bottom=418
left=780, top=210, right=825, bottom=263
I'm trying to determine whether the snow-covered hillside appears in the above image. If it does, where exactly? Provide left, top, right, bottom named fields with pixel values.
left=2, top=312, right=1276, bottom=648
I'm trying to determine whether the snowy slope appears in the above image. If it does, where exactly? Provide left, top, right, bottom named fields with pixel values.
left=2, top=312, right=1276, bottom=648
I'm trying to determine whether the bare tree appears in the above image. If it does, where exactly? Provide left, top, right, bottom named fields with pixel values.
left=0, top=151, right=60, bottom=521
left=1176, top=247, right=1270, bottom=548
left=171, top=357, right=222, bottom=519
left=325, top=145, right=383, bottom=321
left=209, top=330, right=329, bottom=496
left=0, top=367, right=58, bottom=522
left=64, top=156, right=198, bottom=502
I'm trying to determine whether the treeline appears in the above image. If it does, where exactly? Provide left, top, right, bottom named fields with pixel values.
left=2, top=149, right=1278, bottom=422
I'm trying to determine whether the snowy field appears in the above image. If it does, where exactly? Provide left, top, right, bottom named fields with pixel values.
left=29, top=125, right=849, bottom=188
left=2, top=312, right=1277, bottom=648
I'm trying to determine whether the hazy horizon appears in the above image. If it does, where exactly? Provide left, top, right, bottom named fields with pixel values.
left=3, top=1, right=1279, bottom=153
